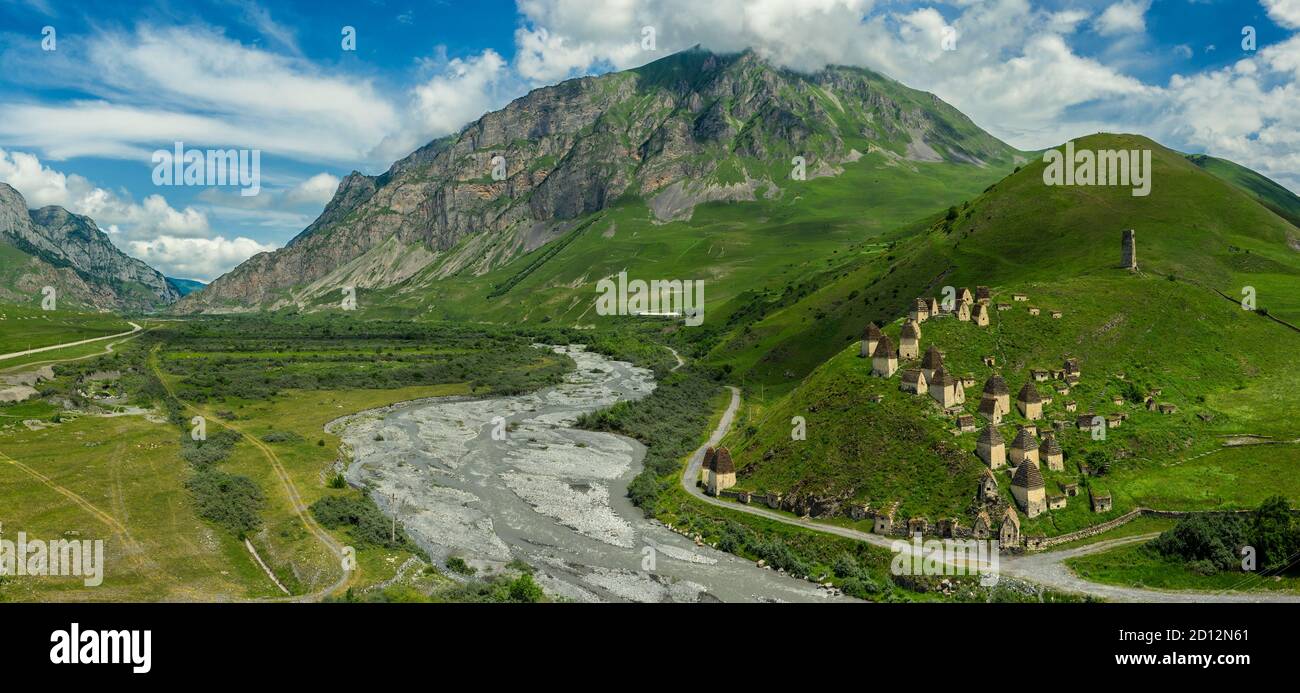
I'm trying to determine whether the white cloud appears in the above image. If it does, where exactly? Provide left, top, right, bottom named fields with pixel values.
left=127, top=235, right=276, bottom=282
left=0, top=148, right=210, bottom=239
left=1096, top=0, right=1151, bottom=36
left=284, top=173, right=341, bottom=207
left=411, top=50, right=511, bottom=138
left=0, top=25, right=400, bottom=165
left=1263, top=0, right=1300, bottom=29
left=1160, top=34, right=1300, bottom=191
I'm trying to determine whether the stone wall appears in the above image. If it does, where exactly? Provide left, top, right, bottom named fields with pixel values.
left=1021, top=507, right=1260, bottom=551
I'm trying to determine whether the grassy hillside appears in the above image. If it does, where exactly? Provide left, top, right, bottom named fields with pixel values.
left=722, top=273, right=1300, bottom=538
left=1188, top=153, right=1300, bottom=230
left=0, top=302, right=132, bottom=354
left=300, top=145, right=1018, bottom=340
left=715, top=134, right=1300, bottom=389
left=713, top=134, right=1300, bottom=537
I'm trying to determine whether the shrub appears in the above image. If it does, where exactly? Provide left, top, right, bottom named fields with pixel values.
left=1149, top=513, right=1246, bottom=572
left=310, top=494, right=413, bottom=550
left=186, top=468, right=264, bottom=537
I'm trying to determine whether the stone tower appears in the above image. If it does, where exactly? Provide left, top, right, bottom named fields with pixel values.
left=1122, top=229, right=1137, bottom=271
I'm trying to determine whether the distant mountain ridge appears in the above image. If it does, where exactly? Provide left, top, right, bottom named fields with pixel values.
left=166, top=277, right=206, bottom=297
left=0, top=182, right=179, bottom=311
left=176, top=47, right=1019, bottom=313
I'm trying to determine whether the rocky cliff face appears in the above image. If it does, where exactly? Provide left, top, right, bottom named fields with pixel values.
left=178, top=48, right=1017, bottom=313
left=0, top=183, right=179, bottom=311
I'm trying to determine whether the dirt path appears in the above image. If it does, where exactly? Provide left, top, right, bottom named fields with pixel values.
left=0, top=449, right=150, bottom=572
left=148, top=345, right=353, bottom=601
left=0, top=327, right=145, bottom=375
left=666, top=346, right=685, bottom=372
left=0, top=322, right=142, bottom=362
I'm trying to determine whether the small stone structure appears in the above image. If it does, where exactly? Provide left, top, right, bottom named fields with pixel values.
left=955, top=299, right=972, bottom=322
left=871, top=335, right=899, bottom=378
left=999, top=507, right=1021, bottom=545
left=975, top=286, right=991, bottom=304
left=860, top=323, right=882, bottom=358
left=874, top=502, right=899, bottom=534
left=899, top=320, right=921, bottom=359
left=1122, top=229, right=1138, bottom=271
left=1017, top=381, right=1043, bottom=420
left=928, top=366, right=964, bottom=407
left=972, top=303, right=990, bottom=326
left=910, top=298, right=930, bottom=323
left=1011, top=460, right=1047, bottom=518
left=920, top=346, right=944, bottom=381
left=901, top=369, right=927, bottom=394
left=978, top=396, right=1002, bottom=424
left=1010, top=426, right=1039, bottom=467
left=707, top=447, right=737, bottom=495
left=981, top=375, right=1011, bottom=415
left=1039, top=434, right=1064, bottom=471
left=1090, top=491, right=1113, bottom=513
left=973, top=510, right=993, bottom=539
left=977, top=425, right=1006, bottom=469
left=980, top=468, right=999, bottom=502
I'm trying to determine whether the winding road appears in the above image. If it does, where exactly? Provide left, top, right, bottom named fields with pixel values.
left=680, top=385, right=1300, bottom=602
left=0, top=322, right=142, bottom=362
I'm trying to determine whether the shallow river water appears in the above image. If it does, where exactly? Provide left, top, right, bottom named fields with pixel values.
left=334, top=345, right=846, bottom=603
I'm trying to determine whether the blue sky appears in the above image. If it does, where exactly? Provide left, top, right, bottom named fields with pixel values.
left=1, top=0, right=1297, bottom=281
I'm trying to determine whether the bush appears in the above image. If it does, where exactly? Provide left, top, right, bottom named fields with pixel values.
left=186, top=468, right=264, bottom=537
left=179, top=429, right=241, bottom=467
left=446, top=556, right=474, bottom=575
left=260, top=430, right=303, bottom=443
left=1150, top=513, right=1246, bottom=572
left=310, top=494, right=413, bottom=550
left=1250, top=495, right=1298, bottom=571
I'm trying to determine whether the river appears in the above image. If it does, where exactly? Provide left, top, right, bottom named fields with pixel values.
left=333, top=344, right=847, bottom=603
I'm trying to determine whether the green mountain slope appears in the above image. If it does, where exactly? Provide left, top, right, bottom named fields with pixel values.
left=717, top=134, right=1300, bottom=386
left=716, top=133, right=1300, bottom=538
left=1187, top=153, right=1300, bottom=229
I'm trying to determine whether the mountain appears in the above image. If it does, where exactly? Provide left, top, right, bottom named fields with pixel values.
left=166, top=277, right=206, bottom=297
left=177, top=48, right=1021, bottom=314
left=0, top=182, right=180, bottom=312
left=717, top=132, right=1300, bottom=537
left=1187, top=153, right=1300, bottom=230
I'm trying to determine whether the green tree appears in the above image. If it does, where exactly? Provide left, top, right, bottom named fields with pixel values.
left=1250, top=495, right=1298, bottom=571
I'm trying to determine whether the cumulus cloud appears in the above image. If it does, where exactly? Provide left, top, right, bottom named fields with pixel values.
left=127, top=235, right=277, bottom=282
left=0, top=148, right=210, bottom=239
left=371, top=49, right=517, bottom=162
left=283, top=173, right=341, bottom=207
left=1096, top=0, right=1151, bottom=36
left=1263, top=0, right=1300, bottom=29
